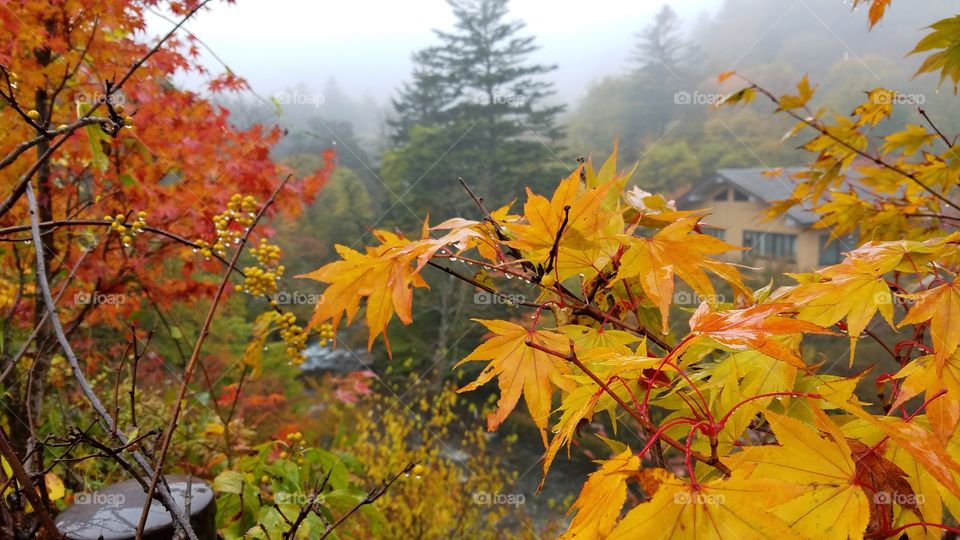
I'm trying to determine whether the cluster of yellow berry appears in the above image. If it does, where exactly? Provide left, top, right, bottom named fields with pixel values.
left=209, top=194, right=258, bottom=257
left=237, top=266, right=280, bottom=297
left=236, top=239, right=285, bottom=297
left=271, top=431, right=307, bottom=466
left=277, top=312, right=307, bottom=365
left=250, top=239, right=282, bottom=266
left=192, top=194, right=259, bottom=259
left=193, top=239, right=216, bottom=260
left=318, top=322, right=334, bottom=347
left=104, top=211, right=146, bottom=247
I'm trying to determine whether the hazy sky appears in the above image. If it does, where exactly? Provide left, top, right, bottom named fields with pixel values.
left=149, top=0, right=722, bottom=104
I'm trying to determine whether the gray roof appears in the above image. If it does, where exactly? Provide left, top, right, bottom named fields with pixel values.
left=678, top=168, right=817, bottom=226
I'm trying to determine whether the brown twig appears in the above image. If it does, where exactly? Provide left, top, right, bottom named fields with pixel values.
left=317, top=462, right=416, bottom=540
left=542, top=205, right=570, bottom=277
left=0, top=429, right=58, bottom=539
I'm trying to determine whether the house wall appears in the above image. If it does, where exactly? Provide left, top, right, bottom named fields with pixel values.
left=693, top=187, right=823, bottom=271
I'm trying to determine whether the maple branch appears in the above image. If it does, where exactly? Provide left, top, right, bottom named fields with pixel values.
left=717, top=392, right=821, bottom=429
left=904, top=213, right=960, bottom=223
left=425, top=261, right=540, bottom=307
left=24, top=183, right=198, bottom=539
left=525, top=339, right=731, bottom=476
left=862, top=327, right=899, bottom=361
left=610, top=375, right=665, bottom=466
left=743, top=77, right=960, bottom=213
left=135, top=174, right=290, bottom=537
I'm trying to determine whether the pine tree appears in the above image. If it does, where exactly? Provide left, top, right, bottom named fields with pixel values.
left=385, top=0, right=566, bottom=219
left=627, top=6, right=701, bottom=141
left=379, top=0, right=567, bottom=377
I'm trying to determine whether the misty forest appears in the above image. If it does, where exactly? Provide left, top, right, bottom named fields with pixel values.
left=5, top=0, right=960, bottom=538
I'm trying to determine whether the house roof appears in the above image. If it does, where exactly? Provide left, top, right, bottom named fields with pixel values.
left=678, top=167, right=818, bottom=226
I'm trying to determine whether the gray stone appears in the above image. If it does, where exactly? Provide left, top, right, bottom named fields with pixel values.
left=55, top=475, right=215, bottom=540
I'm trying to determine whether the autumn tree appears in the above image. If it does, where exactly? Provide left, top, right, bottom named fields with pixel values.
left=0, top=1, right=430, bottom=538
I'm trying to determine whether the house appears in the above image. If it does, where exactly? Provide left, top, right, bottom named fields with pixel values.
left=676, top=168, right=848, bottom=270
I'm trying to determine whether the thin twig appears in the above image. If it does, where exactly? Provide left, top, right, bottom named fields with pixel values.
left=0, top=429, right=58, bottom=539
left=317, top=462, right=416, bottom=540
left=135, top=174, right=292, bottom=537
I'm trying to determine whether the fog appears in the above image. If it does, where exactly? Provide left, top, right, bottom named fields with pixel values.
left=149, top=0, right=723, bottom=102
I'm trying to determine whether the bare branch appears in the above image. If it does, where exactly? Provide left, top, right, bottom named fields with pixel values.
left=24, top=183, right=198, bottom=540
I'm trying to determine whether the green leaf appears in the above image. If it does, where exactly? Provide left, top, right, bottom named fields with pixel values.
left=77, top=103, right=109, bottom=172
left=213, top=470, right=245, bottom=494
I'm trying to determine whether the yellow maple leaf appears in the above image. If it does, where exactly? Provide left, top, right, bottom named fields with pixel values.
left=455, top=320, right=577, bottom=444
left=779, top=259, right=894, bottom=363
left=897, top=280, right=960, bottom=360
left=728, top=409, right=870, bottom=539
left=687, top=302, right=833, bottom=369
left=561, top=449, right=640, bottom=540
left=615, top=215, right=747, bottom=334
left=607, top=469, right=803, bottom=539
left=45, top=472, right=65, bottom=501
left=507, top=167, right=620, bottom=283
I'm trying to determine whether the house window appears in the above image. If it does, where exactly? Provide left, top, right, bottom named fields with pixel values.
left=743, top=231, right=797, bottom=261
left=819, top=235, right=852, bottom=265
left=701, top=226, right=725, bottom=240
left=732, top=189, right=749, bottom=201
left=713, top=189, right=728, bottom=201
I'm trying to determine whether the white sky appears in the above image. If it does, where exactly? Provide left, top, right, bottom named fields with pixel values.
left=149, top=0, right=722, bottom=103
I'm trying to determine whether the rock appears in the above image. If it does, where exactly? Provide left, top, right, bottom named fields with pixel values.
left=55, top=475, right=215, bottom=540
